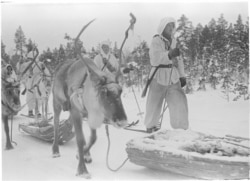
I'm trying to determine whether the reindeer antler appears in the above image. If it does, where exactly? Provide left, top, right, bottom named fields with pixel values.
left=20, top=47, right=39, bottom=78
left=75, top=19, right=96, bottom=70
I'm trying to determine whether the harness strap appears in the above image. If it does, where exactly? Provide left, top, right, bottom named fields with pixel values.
left=100, top=54, right=111, bottom=70
left=70, top=88, right=86, bottom=112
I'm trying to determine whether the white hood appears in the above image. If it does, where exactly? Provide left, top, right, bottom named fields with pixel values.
left=100, top=40, right=111, bottom=59
left=157, top=17, right=176, bottom=35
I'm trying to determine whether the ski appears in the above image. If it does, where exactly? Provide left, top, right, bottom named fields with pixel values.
left=123, top=127, right=148, bottom=133
left=123, top=120, right=149, bottom=133
left=21, top=114, right=53, bottom=121
left=125, top=120, right=140, bottom=128
left=103, top=119, right=140, bottom=127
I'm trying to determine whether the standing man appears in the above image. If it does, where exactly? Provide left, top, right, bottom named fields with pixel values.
left=144, top=17, right=189, bottom=133
left=93, top=40, right=119, bottom=76
left=18, top=44, right=36, bottom=116
left=93, top=40, right=119, bottom=124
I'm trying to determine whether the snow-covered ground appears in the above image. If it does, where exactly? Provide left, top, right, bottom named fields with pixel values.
left=2, top=85, right=249, bottom=180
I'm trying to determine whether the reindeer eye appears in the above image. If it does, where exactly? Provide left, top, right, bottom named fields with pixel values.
left=101, top=87, right=108, bottom=96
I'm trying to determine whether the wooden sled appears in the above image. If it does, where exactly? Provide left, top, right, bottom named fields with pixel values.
left=19, top=119, right=75, bottom=144
left=126, top=129, right=250, bottom=180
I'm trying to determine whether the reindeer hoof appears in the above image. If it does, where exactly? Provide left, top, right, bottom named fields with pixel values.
left=5, top=144, right=14, bottom=150
left=75, top=153, right=92, bottom=163
left=52, top=152, right=60, bottom=158
left=76, top=172, right=91, bottom=179
left=84, top=155, right=92, bottom=163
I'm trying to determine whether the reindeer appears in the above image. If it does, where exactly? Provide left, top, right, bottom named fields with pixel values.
left=52, top=20, right=128, bottom=178
left=18, top=48, right=52, bottom=122
left=2, top=65, right=21, bottom=150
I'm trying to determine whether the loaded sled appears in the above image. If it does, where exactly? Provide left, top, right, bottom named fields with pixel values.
left=126, top=129, right=250, bottom=180
left=19, top=118, right=75, bottom=144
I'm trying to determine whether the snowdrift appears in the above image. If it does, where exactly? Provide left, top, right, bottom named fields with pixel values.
left=126, top=129, right=250, bottom=180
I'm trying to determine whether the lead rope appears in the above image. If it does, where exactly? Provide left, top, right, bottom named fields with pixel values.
left=105, top=125, right=129, bottom=172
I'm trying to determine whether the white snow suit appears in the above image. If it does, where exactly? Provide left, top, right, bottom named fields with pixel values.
left=144, top=17, right=189, bottom=130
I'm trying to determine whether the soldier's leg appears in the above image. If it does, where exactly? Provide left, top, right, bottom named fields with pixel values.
left=27, top=91, right=35, bottom=116
left=165, top=82, right=189, bottom=129
left=144, top=79, right=167, bottom=129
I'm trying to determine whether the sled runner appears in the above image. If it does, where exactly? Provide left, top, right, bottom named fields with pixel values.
left=126, top=129, right=250, bottom=180
left=19, top=119, right=75, bottom=143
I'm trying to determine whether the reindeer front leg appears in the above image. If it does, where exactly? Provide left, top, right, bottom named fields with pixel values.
left=83, top=128, right=97, bottom=163
left=2, top=114, right=13, bottom=150
left=71, top=108, right=91, bottom=178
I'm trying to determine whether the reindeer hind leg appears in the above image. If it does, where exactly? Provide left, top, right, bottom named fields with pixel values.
left=52, top=98, right=62, bottom=157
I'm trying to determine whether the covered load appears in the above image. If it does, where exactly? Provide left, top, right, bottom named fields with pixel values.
left=19, top=119, right=75, bottom=144
left=126, top=129, right=250, bottom=180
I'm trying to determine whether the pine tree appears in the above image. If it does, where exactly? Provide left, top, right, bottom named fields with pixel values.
left=39, top=48, right=56, bottom=73
left=1, top=41, right=10, bottom=65
left=176, top=14, right=194, bottom=93
left=14, top=26, right=26, bottom=59
left=58, top=44, right=66, bottom=61
left=64, top=33, right=85, bottom=59
left=230, top=15, right=249, bottom=101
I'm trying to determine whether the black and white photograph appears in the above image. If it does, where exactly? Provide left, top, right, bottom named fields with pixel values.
left=1, top=1, right=249, bottom=180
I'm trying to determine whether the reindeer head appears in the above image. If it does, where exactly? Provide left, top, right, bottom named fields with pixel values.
left=74, top=19, right=128, bottom=129
left=2, top=81, right=21, bottom=114
left=80, top=59, right=127, bottom=129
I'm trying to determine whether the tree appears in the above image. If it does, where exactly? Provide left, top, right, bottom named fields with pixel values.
left=64, top=33, right=86, bottom=59
left=58, top=44, right=66, bottom=61
left=39, top=48, right=56, bottom=74
left=176, top=15, right=194, bottom=70
left=1, top=41, right=10, bottom=65
left=14, top=26, right=26, bottom=59
left=214, top=14, right=229, bottom=64
left=176, top=14, right=194, bottom=93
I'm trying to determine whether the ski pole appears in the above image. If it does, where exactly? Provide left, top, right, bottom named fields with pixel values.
left=128, top=72, right=144, bottom=118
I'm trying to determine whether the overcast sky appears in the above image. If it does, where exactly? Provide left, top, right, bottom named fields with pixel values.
left=1, top=1, right=249, bottom=54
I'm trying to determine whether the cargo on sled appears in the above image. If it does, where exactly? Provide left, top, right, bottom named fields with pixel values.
left=126, top=129, right=250, bottom=180
left=19, top=119, right=75, bottom=144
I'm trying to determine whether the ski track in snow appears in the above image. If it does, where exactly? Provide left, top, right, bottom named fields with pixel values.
left=2, top=86, right=249, bottom=180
